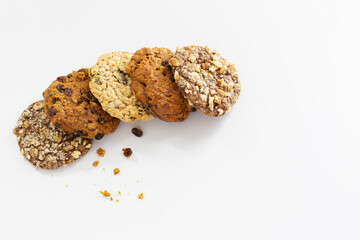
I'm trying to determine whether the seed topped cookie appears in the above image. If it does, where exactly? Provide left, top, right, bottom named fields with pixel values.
left=43, top=68, right=120, bottom=139
left=126, top=47, right=191, bottom=122
left=169, top=46, right=241, bottom=117
left=89, top=51, right=153, bottom=123
left=14, top=101, right=93, bottom=169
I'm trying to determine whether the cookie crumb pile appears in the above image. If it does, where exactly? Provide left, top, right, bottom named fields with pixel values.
left=14, top=45, right=240, bottom=170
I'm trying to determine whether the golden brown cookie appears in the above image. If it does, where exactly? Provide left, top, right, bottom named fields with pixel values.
left=43, top=69, right=120, bottom=139
left=170, top=46, right=241, bottom=117
left=14, top=101, right=93, bottom=169
left=126, top=47, right=190, bottom=122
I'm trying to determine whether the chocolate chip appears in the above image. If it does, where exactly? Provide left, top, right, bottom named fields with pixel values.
left=56, top=84, right=65, bottom=93
left=121, top=77, right=128, bottom=85
left=57, top=76, right=65, bottom=82
left=52, top=97, right=59, bottom=104
left=47, top=106, right=57, bottom=117
left=95, top=133, right=104, bottom=140
left=161, top=60, right=169, bottom=67
left=54, top=123, right=61, bottom=128
left=131, top=128, right=143, bottom=137
left=171, top=77, right=175, bottom=82
left=80, top=88, right=87, bottom=95
left=91, top=108, right=99, bottom=115
left=97, top=118, right=105, bottom=124
left=94, top=78, right=102, bottom=85
left=76, top=130, right=86, bottom=137
left=178, top=117, right=184, bottom=121
left=68, top=74, right=73, bottom=78
left=64, top=88, right=73, bottom=96
left=119, top=70, right=126, bottom=75
left=122, top=148, right=132, bottom=157
left=162, top=72, right=166, bottom=76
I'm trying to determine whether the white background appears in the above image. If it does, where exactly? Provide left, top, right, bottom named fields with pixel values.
left=0, top=0, right=359, bottom=239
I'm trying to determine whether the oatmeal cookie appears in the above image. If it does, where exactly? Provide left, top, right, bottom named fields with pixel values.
left=169, top=46, right=241, bottom=117
left=13, top=101, right=93, bottom=169
left=126, top=47, right=190, bottom=122
left=43, top=68, right=120, bottom=139
left=89, top=51, right=153, bottom=122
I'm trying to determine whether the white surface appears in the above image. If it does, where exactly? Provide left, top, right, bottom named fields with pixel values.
left=0, top=0, right=360, bottom=239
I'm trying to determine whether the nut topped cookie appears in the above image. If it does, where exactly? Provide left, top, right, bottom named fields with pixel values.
left=14, top=101, right=93, bottom=169
left=126, top=47, right=191, bottom=122
left=89, top=51, right=153, bottom=123
left=43, top=68, right=120, bottom=139
left=170, top=46, right=241, bottom=117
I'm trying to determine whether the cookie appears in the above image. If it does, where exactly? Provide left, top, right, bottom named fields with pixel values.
left=43, top=68, right=120, bottom=139
left=13, top=101, right=93, bottom=169
left=126, top=47, right=190, bottom=122
left=89, top=51, right=153, bottom=123
left=169, top=46, right=241, bottom=117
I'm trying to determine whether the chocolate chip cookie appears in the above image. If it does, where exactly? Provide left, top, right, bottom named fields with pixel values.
left=89, top=51, right=153, bottom=123
left=14, top=101, right=93, bottom=169
left=126, top=47, right=190, bottom=122
left=169, top=46, right=241, bottom=117
left=43, top=68, right=120, bottom=139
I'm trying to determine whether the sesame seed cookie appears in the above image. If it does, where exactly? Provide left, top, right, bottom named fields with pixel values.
left=169, top=46, right=241, bottom=117
left=126, top=47, right=191, bottom=122
left=42, top=69, right=120, bottom=139
left=89, top=51, right=153, bottom=123
left=13, top=101, right=93, bottom=169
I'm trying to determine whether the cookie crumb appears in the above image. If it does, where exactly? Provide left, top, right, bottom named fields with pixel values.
left=116, top=199, right=119, bottom=202
left=118, top=191, right=121, bottom=196
left=114, top=168, right=120, bottom=175
left=66, top=184, right=68, bottom=188
left=122, top=148, right=133, bottom=157
left=102, top=168, right=105, bottom=171
left=99, top=190, right=110, bottom=197
left=96, top=148, right=105, bottom=157
left=138, top=193, right=144, bottom=199
left=131, top=128, right=143, bottom=137
left=136, top=180, right=139, bottom=183
left=110, top=197, right=113, bottom=201
left=92, top=160, right=99, bottom=167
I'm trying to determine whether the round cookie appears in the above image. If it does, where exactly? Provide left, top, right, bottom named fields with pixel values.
left=169, top=46, right=241, bottom=117
left=43, top=68, right=120, bottom=139
left=126, top=47, right=190, bottom=122
left=13, top=101, right=93, bottom=169
left=89, top=51, right=153, bottom=123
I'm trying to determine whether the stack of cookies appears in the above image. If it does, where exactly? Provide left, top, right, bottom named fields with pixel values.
left=14, top=46, right=241, bottom=169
